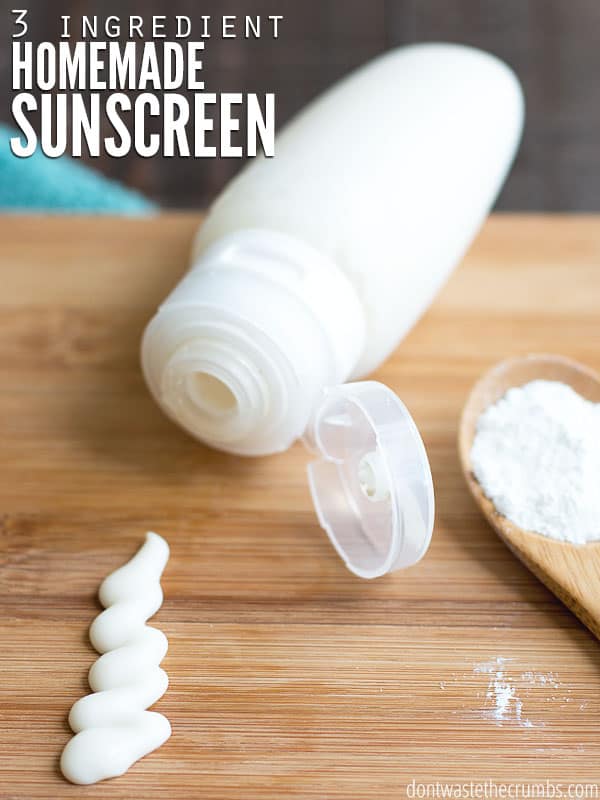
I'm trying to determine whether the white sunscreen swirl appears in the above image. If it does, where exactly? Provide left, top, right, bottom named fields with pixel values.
left=61, top=532, right=171, bottom=785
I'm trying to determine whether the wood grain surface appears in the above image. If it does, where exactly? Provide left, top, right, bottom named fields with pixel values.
left=1, top=214, right=600, bottom=798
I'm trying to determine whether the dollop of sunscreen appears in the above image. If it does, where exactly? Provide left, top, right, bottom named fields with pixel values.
left=61, top=532, right=171, bottom=785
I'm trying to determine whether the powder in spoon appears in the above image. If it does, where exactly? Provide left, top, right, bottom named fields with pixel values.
left=470, top=379, right=600, bottom=544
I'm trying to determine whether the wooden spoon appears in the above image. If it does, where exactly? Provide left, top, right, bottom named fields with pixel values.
left=459, top=354, right=600, bottom=639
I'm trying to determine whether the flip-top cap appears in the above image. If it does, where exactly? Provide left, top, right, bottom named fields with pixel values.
left=304, top=381, right=435, bottom=579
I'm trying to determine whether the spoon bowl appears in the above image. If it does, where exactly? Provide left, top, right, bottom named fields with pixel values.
left=459, top=354, right=600, bottom=638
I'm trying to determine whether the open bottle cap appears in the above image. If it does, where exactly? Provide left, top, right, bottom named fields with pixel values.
left=304, top=381, right=435, bottom=579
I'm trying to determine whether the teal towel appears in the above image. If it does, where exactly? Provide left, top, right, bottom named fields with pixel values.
left=0, top=125, right=156, bottom=215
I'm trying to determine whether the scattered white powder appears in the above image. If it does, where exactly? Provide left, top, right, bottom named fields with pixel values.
left=471, top=380, right=600, bottom=543
left=473, top=657, right=528, bottom=725
left=460, top=658, right=581, bottom=727
left=487, top=678, right=515, bottom=720
left=521, top=670, right=559, bottom=688
left=443, top=660, right=590, bottom=731
left=473, top=656, right=510, bottom=674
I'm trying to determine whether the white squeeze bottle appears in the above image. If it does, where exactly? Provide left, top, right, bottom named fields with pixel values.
left=142, top=43, right=524, bottom=578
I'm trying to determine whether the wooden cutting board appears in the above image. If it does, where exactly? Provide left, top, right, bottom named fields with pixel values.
left=1, top=214, right=599, bottom=799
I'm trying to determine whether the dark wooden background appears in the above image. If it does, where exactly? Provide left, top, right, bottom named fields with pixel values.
left=1, top=0, right=599, bottom=210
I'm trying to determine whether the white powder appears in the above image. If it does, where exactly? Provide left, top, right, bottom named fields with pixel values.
left=470, top=379, right=600, bottom=544
left=470, top=658, right=565, bottom=727
left=449, top=659, right=589, bottom=732
left=474, top=657, right=523, bottom=724
left=487, top=678, right=515, bottom=720
left=473, top=656, right=510, bottom=674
